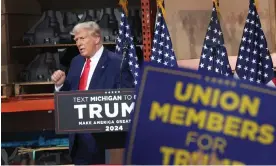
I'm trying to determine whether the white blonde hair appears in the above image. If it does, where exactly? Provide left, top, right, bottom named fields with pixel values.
left=70, top=21, right=102, bottom=38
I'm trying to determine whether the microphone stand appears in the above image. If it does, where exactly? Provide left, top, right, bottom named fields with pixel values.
left=119, top=44, right=128, bottom=89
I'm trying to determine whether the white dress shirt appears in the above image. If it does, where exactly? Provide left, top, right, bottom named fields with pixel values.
left=55, top=46, right=104, bottom=91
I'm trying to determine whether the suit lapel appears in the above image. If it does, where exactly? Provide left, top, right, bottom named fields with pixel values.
left=88, top=49, right=109, bottom=89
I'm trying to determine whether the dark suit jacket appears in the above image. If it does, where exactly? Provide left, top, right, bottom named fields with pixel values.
left=61, top=48, right=134, bottom=91
left=60, top=48, right=134, bottom=163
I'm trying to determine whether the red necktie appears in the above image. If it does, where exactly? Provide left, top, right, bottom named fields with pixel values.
left=79, top=59, right=91, bottom=90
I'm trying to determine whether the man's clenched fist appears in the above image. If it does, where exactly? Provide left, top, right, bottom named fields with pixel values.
left=51, top=70, right=66, bottom=87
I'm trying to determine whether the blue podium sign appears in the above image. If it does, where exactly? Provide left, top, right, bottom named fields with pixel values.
left=124, top=64, right=276, bottom=165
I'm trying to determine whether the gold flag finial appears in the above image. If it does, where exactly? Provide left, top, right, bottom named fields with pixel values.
left=156, top=0, right=166, bottom=17
left=254, top=0, right=258, bottom=11
left=119, top=0, right=128, bottom=16
left=212, top=0, right=220, bottom=16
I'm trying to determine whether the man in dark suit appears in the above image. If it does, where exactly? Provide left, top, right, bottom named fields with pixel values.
left=51, top=21, right=134, bottom=164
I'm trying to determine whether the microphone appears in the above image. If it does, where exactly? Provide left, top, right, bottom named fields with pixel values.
left=119, top=44, right=128, bottom=89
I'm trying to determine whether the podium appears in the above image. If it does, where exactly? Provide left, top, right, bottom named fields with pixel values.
left=54, top=88, right=135, bottom=163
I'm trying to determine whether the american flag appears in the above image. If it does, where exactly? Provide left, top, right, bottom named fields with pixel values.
left=115, top=11, right=140, bottom=86
left=234, top=0, right=274, bottom=85
left=198, top=2, right=233, bottom=77
left=150, top=8, right=178, bottom=67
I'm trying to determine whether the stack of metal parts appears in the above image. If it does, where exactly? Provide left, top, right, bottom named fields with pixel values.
left=1, top=131, right=69, bottom=165
left=20, top=8, right=142, bottom=82
left=20, top=51, right=61, bottom=82
left=23, top=8, right=142, bottom=45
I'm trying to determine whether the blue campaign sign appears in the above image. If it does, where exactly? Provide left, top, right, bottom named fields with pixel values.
left=124, top=64, right=276, bottom=165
